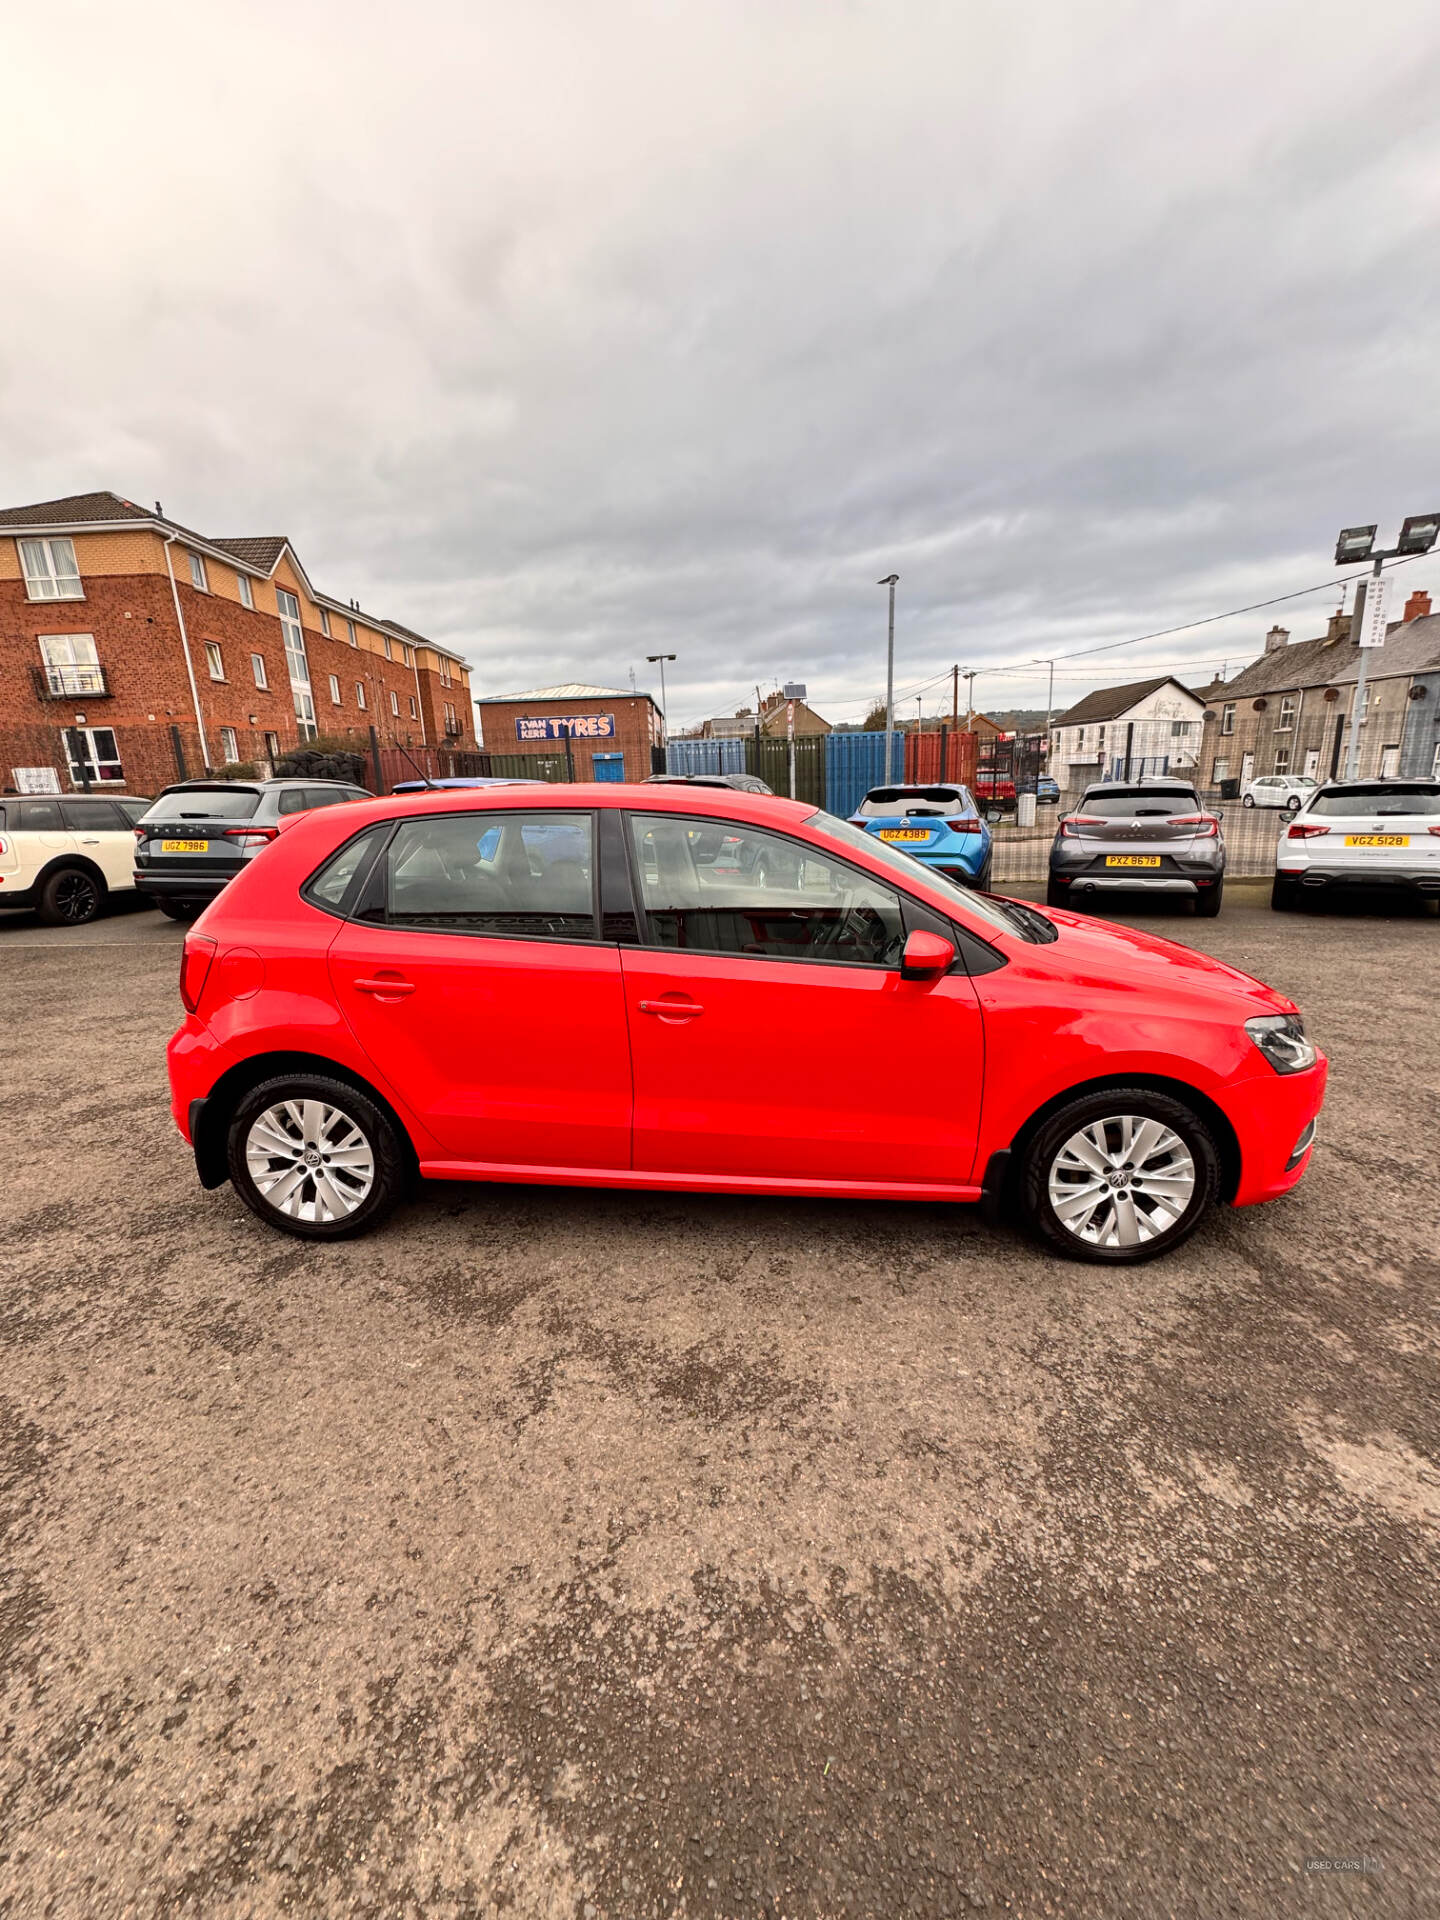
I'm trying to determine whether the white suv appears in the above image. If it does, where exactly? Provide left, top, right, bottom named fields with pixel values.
left=1272, top=779, right=1440, bottom=910
left=0, top=793, right=151, bottom=925
left=1242, top=773, right=1317, bottom=812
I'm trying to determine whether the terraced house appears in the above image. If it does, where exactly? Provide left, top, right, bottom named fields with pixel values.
left=0, top=492, right=473, bottom=796
left=1199, top=591, right=1440, bottom=791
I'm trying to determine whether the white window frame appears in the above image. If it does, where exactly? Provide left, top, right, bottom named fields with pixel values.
left=409, top=695, right=418, bottom=719
left=19, top=536, right=83, bottom=601
left=1273, top=746, right=1291, bottom=775
left=63, top=725, right=122, bottom=786
left=329, top=673, right=341, bottom=705
left=237, top=573, right=255, bottom=610
left=346, top=618, right=357, bottom=646
left=382, top=636, right=393, bottom=661
left=319, top=607, right=331, bottom=637
left=356, top=682, right=367, bottom=710
left=1380, top=744, right=1401, bottom=777
left=38, top=633, right=104, bottom=696
left=188, top=551, right=209, bottom=592
left=389, top=689, right=400, bottom=717
left=205, top=641, right=225, bottom=681
left=401, top=643, right=412, bottom=667
left=1211, top=756, right=1229, bottom=782
left=263, top=730, right=280, bottom=759
left=276, top=587, right=316, bottom=739
left=1221, top=704, right=1235, bottom=736
left=251, top=652, right=268, bottom=689
left=219, top=726, right=239, bottom=765
left=1276, top=696, right=1295, bottom=732
left=444, top=701, right=457, bottom=733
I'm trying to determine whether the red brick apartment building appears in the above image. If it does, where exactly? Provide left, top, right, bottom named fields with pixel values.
left=476, top=683, right=663, bottom=780
left=0, top=491, right=473, bottom=795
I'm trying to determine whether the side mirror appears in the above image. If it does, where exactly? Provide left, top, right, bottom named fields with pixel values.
left=900, top=929, right=955, bottom=981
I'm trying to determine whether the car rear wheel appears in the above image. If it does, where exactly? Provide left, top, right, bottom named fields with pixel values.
left=975, top=857, right=993, bottom=891
left=1194, top=880, right=1223, bottom=917
left=1046, top=878, right=1075, bottom=909
left=1270, top=875, right=1300, bottom=912
left=1242, top=794, right=1255, bottom=807
left=36, top=865, right=104, bottom=927
left=1286, top=795, right=1303, bottom=811
left=155, top=898, right=204, bottom=921
left=1020, top=1088, right=1220, bottom=1264
left=227, top=1075, right=408, bottom=1240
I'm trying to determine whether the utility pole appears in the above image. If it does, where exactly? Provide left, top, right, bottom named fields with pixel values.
left=964, top=670, right=976, bottom=730
left=878, top=574, right=899, bottom=781
left=646, top=653, right=676, bottom=771
left=951, top=664, right=959, bottom=725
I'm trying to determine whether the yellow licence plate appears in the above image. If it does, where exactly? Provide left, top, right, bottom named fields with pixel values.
left=879, top=829, right=931, bottom=841
left=1105, top=855, right=1162, bottom=867
left=1345, top=834, right=1408, bottom=847
left=161, top=839, right=208, bottom=853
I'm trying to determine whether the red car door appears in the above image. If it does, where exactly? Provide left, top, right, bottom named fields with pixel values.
left=328, top=809, right=631, bottom=1170
left=620, top=813, right=984, bottom=1186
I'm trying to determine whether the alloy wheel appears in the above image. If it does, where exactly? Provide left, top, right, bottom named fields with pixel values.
left=244, top=1099, right=376, bottom=1224
left=55, top=872, right=99, bottom=922
left=1047, top=1113, right=1196, bottom=1249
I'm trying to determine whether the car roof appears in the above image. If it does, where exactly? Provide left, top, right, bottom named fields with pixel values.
left=160, top=776, right=358, bottom=791
left=302, top=780, right=815, bottom=828
left=390, top=776, right=543, bottom=791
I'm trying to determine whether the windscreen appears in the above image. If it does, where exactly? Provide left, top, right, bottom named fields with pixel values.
left=140, top=787, right=261, bottom=821
left=1077, top=790, right=1199, bottom=816
left=857, top=786, right=969, bottom=816
left=1308, top=783, right=1440, bottom=816
left=808, top=811, right=1019, bottom=935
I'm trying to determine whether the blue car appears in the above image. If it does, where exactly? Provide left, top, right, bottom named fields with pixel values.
left=1036, top=776, right=1060, bottom=805
left=850, top=784, right=993, bottom=890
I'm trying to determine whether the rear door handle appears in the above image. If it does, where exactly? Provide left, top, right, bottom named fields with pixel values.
left=355, top=975, right=416, bottom=997
left=638, top=997, right=704, bottom=1019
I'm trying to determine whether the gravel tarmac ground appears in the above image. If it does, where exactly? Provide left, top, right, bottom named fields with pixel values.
left=1, top=890, right=1437, bottom=1918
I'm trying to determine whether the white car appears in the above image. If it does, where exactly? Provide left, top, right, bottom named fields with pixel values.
left=0, top=793, right=151, bottom=926
left=1242, top=773, right=1318, bottom=812
left=1272, top=779, right=1440, bottom=911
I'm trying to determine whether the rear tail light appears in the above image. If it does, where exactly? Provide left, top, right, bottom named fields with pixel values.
left=179, top=933, right=218, bottom=1013
left=1288, top=822, right=1331, bottom=839
left=1429, top=826, right=1440, bottom=837
left=949, top=817, right=981, bottom=833
left=1060, top=815, right=1106, bottom=837
left=223, top=826, right=280, bottom=847
left=1167, top=812, right=1220, bottom=837
left=133, top=827, right=146, bottom=843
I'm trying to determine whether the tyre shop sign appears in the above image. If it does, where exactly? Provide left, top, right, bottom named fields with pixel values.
left=515, top=713, right=616, bottom=741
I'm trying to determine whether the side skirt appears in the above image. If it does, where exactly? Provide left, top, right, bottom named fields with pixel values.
left=418, top=1160, right=984, bottom=1203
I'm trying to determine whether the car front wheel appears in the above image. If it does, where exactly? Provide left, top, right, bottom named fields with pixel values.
left=1020, top=1088, right=1220, bottom=1263
left=36, top=865, right=104, bottom=927
left=1242, top=794, right=1255, bottom=807
left=227, top=1075, right=408, bottom=1240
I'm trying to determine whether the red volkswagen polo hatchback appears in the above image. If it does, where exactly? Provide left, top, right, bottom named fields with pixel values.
left=166, top=784, right=1326, bottom=1264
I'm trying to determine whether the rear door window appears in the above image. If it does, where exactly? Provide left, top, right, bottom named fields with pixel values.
left=302, top=787, right=353, bottom=812
left=60, top=799, right=125, bottom=831
left=372, top=812, right=597, bottom=940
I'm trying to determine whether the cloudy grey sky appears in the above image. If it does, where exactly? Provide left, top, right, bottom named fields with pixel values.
left=5, top=0, right=1440, bottom=726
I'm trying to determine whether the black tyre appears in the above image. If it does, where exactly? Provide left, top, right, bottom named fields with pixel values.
left=1242, top=794, right=1255, bottom=808
left=1046, top=878, right=1075, bottom=910
left=155, top=898, right=204, bottom=922
left=1286, top=795, right=1302, bottom=811
left=36, top=865, right=104, bottom=927
left=1019, top=1086, right=1220, bottom=1264
left=226, top=1074, right=409, bottom=1240
left=974, top=858, right=993, bottom=891
left=1270, top=875, right=1300, bottom=913
left=1194, top=881, right=1223, bottom=918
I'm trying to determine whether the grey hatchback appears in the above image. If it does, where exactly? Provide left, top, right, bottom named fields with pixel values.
left=133, top=777, right=371, bottom=919
left=1047, top=781, right=1226, bottom=916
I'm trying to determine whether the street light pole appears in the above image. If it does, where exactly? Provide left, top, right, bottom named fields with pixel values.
left=646, top=653, right=676, bottom=773
left=1333, top=514, right=1440, bottom=780
left=878, top=574, right=899, bottom=782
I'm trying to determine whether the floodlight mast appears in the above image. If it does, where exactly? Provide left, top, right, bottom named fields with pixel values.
left=878, top=575, right=900, bottom=783
left=1336, top=514, right=1439, bottom=778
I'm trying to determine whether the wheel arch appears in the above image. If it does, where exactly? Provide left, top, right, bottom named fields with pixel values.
left=192, top=1050, right=420, bottom=1189
left=36, top=852, right=109, bottom=894
left=1000, top=1072, right=1242, bottom=1206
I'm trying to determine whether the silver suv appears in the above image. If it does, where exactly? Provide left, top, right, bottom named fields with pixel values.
left=1048, top=782, right=1226, bottom=917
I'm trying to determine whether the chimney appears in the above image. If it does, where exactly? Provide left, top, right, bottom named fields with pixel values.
left=1326, top=610, right=1352, bottom=644
left=1264, top=624, right=1289, bottom=654
left=1404, top=588, right=1432, bottom=622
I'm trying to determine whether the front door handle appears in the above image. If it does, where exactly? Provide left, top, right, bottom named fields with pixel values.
left=355, top=975, right=416, bottom=997
left=638, top=996, right=704, bottom=1020
left=80, top=837, right=101, bottom=844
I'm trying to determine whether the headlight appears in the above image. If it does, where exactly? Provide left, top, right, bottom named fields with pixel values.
left=1245, top=1013, right=1317, bottom=1074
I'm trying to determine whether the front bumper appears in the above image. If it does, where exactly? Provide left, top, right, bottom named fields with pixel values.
left=1227, top=1056, right=1328, bottom=1206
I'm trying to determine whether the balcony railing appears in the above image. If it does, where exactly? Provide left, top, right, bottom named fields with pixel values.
left=32, top=663, right=110, bottom=700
